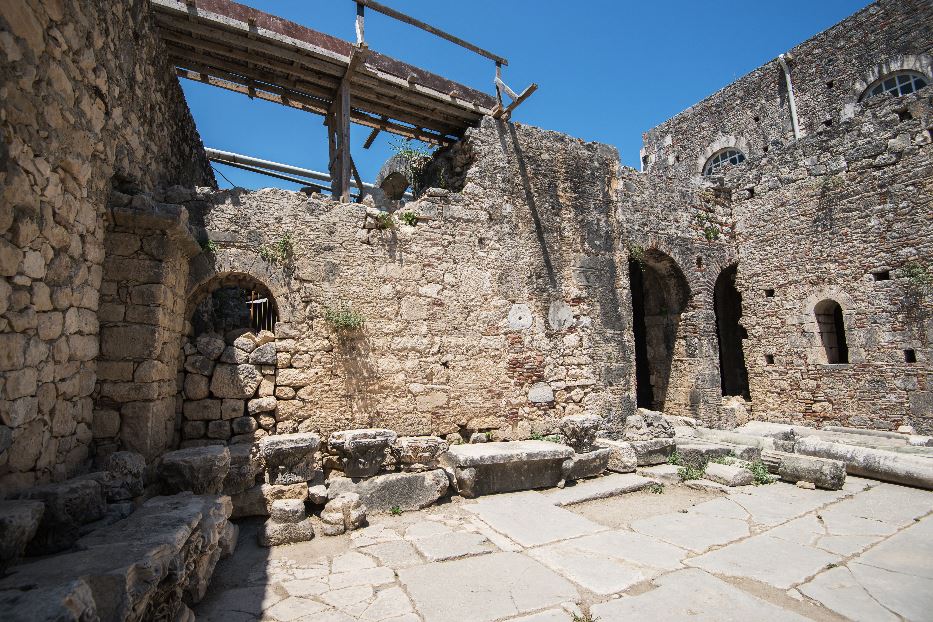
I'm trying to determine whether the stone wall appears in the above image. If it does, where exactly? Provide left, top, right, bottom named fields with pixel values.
left=0, top=0, right=213, bottom=496
left=641, top=0, right=933, bottom=182
left=725, top=90, right=933, bottom=433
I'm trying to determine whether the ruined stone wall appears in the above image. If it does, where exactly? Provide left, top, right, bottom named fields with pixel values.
left=726, top=90, right=933, bottom=433
left=0, top=0, right=213, bottom=496
left=642, top=0, right=933, bottom=181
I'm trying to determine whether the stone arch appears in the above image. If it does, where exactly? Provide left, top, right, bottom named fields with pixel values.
left=814, top=299, right=849, bottom=364
left=187, top=271, right=282, bottom=336
left=696, top=135, right=751, bottom=177
left=851, top=54, right=933, bottom=101
left=628, top=248, right=692, bottom=411
left=799, top=289, right=858, bottom=365
left=714, top=264, right=750, bottom=398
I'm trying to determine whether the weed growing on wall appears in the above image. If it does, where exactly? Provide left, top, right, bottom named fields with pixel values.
left=260, top=232, right=294, bottom=264
left=399, top=211, right=418, bottom=227
left=694, top=211, right=721, bottom=241
left=374, top=212, right=395, bottom=230
left=902, top=262, right=932, bottom=297
left=200, top=238, right=217, bottom=254
left=324, top=303, right=366, bottom=334
left=627, top=242, right=646, bottom=266
left=390, top=138, right=433, bottom=196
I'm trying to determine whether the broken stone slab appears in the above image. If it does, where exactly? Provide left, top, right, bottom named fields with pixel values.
left=674, top=442, right=733, bottom=469
left=0, top=500, right=44, bottom=572
left=704, top=462, right=754, bottom=487
left=258, top=518, right=316, bottom=546
left=0, top=579, right=98, bottom=622
left=567, top=448, right=611, bottom=480
left=559, top=414, right=601, bottom=453
left=222, top=443, right=263, bottom=495
left=329, top=428, right=397, bottom=478
left=327, top=469, right=449, bottom=513
left=594, top=438, right=637, bottom=473
left=259, top=432, right=321, bottom=485
left=230, top=482, right=308, bottom=518
left=160, top=446, right=231, bottom=494
left=392, top=436, right=449, bottom=472
left=269, top=499, right=307, bottom=523
left=623, top=409, right=675, bottom=441
left=794, top=437, right=933, bottom=489
left=760, top=450, right=846, bottom=490
left=0, top=493, right=233, bottom=621
left=547, top=473, right=661, bottom=506
left=628, top=438, right=675, bottom=466
left=320, top=492, right=366, bottom=536
left=440, top=440, right=575, bottom=498
left=637, top=464, right=682, bottom=484
left=18, top=479, right=106, bottom=555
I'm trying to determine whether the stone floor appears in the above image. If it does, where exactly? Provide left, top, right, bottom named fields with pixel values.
left=196, top=474, right=933, bottom=621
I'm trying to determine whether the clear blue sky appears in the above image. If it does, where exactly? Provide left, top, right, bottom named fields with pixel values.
left=181, top=0, right=872, bottom=190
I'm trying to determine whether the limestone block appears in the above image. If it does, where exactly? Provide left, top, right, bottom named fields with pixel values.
left=628, top=438, right=675, bottom=466
left=207, top=420, right=231, bottom=440
left=329, top=428, right=397, bottom=478
left=221, top=399, right=244, bottom=420
left=568, top=448, right=611, bottom=480
left=393, top=435, right=449, bottom=472
left=249, top=342, right=277, bottom=365
left=160, top=446, right=230, bottom=494
left=320, top=492, right=366, bottom=536
left=675, top=443, right=733, bottom=469
left=761, top=450, right=846, bottom=490
left=231, top=331, right=258, bottom=353
left=211, top=364, right=262, bottom=399
left=231, top=416, right=258, bottom=435
left=623, top=409, right=675, bottom=441
left=222, top=443, right=262, bottom=495
left=92, top=408, right=120, bottom=438
left=19, top=479, right=106, bottom=555
left=184, top=354, right=215, bottom=376
left=219, top=345, right=249, bottom=364
left=184, top=374, right=210, bottom=400
left=258, top=517, right=315, bottom=546
left=594, top=439, right=638, bottom=473
left=704, top=462, right=754, bottom=487
left=260, top=432, right=321, bottom=484
left=308, top=484, right=328, bottom=505
left=440, top=440, right=575, bottom=498
left=0, top=580, right=98, bottom=622
left=528, top=382, right=554, bottom=403
left=269, top=499, right=307, bottom=523
left=106, top=451, right=146, bottom=499
left=247, top=396, right=277, bottom=415
left=183, top=421, right=206, bottom=439
left=327, top=469, right=449, bottom=513
left=195, top=333, right=225, bottom=360
left=0, top=499, right=44, bottom=572
left=183, top=399, right=221, bottom=421
left=559, top=414, right=601, bottom=453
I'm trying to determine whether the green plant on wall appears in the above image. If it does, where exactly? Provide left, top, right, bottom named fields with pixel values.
left=902, top=262, right=933, bottom=298
left=374, top=212, right=395, bottom=230
left=399, top=211, right=418, bottom=227
left=324, top=303, right=365, bottom=335
left=694, top=212, right=721, bottom=241
left=259, top=232, right=295, bottom=264
left=627, top=242, right=646, bottom=266
left=200, top=238, right=217, bottom=254
left=390, top=138, right=433, bottom=196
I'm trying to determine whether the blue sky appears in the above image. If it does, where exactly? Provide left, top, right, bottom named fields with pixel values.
left=182, top=0, right=872, bottom=190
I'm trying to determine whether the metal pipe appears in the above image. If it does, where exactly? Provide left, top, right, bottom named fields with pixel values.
left=212, top=159, right=335, bottom=193
left=778, top=54, right=801, bottom=140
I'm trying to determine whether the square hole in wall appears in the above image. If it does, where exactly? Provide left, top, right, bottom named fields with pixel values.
left=872, top=270, right=890, bottom=281
left=763, top=145, right=769, bottom=153
left=904, top=349, right=917, bottom=363
left=826, top=80, right=835, bottom=89
left=765, top=289, right=775, bottom=297
left=823, top=118, right=834, bottom=128
left=897, top=109, right=912, bottom=122
left=765, top=354, right=775, bottom=365
left=753, top=115, right=761, bottom=122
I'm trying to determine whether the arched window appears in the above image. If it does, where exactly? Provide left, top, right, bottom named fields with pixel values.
left=814, top=299, right=848, bottom=364
left=703, top=148, right=746, bottom=176
left=861, top=71, right=928, bottom=100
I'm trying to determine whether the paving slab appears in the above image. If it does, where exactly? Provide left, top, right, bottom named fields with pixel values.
left=631, top=510, right=749, bottom=552
left=686, top=534, right=840, bottom=589
left=590, top=568, right=811, bottom=621
left=796, top=565, right=900, bottom=622
left=398, top=552, right=578, bottom=622
left=688, top=497, right=751, bottom=520
left=358, top=540, right=423, bottom=568
left=545, top=473, right=659, bottom=506
left=527, top=530, right=685, bottom=594
left=465, top=491, right=605, bottom=547
left=410, top=531, right=497, bottom=561
left=846, top=560, right=933, bottom=622
left=504, top=610, right=572, bottom=622
left=725, top=482, right=849, bottom=526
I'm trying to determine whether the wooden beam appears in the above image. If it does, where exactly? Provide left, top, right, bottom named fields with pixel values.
left=363, top=120, right=383, bottom=149
left=352, top=0, right=508, bottom=66
left=338, top=79, right=352, bottom=201
left=496, top=82, right=538, bottom=120
left=355, top=2, right=365, bottom=46
left=349, top=154, right=366, bottom=202
left=495, top=76, right=518, bottom=101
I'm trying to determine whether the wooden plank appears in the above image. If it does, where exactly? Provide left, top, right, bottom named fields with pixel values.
left=497, top=82, right=538, bottom=120
left=363, top=122, right=382, bottom=149
left=495, top=76, right=518, bottom=101
left=349, top=154, right=366, bottom=202
left=355, top=2, right=365, bottom=46
left=338, top=79, right=351, bottom=201
left=353, top=0, right=507, bottom=66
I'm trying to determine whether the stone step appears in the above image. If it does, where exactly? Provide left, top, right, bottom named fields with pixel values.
left=546, top=473, right=661, bottom=506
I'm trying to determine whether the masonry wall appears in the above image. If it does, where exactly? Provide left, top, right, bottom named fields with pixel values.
left=641, top=0, right=933, bottom=182
left=725, top=90, right=933, bottom=433
left=0, top=0, right=213, bottom=496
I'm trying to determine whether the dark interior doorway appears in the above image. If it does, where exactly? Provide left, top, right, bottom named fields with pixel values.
left=714, top=264, right=750, bottom=399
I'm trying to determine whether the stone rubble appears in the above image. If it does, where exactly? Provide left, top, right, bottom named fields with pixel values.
left=321, top=492, right=367, bottom=536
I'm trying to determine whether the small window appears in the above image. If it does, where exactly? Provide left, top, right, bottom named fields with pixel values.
left=904, top=349, right=916, bottom=363
left=703, top=148, right=746, bottom=176
left=861, top=71, right=928, bottom=101
left=765, top=354, right=775, bottom=365
left=815, top=299, right=849, bottom=364
left=872, top=270, right=890, bottom=281
left=764, top=289, right=775, bottom=297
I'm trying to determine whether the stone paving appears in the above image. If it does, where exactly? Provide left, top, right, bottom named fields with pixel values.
left=196, top=474, right=933, bottom=621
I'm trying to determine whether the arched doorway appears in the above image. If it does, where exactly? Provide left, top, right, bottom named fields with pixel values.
left=814, top=299, right=849, bottom=364
left=189, top=273, right=279, bottom=336
left=714, top=264, right=750, bottom=398
left=628, top=250, right=691, bottom=411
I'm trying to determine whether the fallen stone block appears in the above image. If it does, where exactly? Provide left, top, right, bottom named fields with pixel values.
left=0, top=493, right=233, bottom=620
left=674, top=442, right=733, bottom=469
left=594, top=438, right=637, bottom=473
left=392, top=436, right=449, bottom=472
left=19, top=479, right=106, bottom=555
left=0, top=500, right=44, bottom=572
left=439, top=440, right=574, bottom=498
left=760, top=450, right=846, bottom=490
left=694, top=428, right=776, bottom=451
left=327, top=469, right=449, bottom=512
left=258, top=517, right=316, bottom=546
left=259, top=432, right=321, bottom=484
left=320, top=492, right=366, bottom=536
left=160, top=446, right=230, bottom=494
left=222, top=443, right=263, bottom=495
left=269, top=499, right=307, bottom=523
left=547, top=473, right=661, bottom=506
left=0, top=579, right=97, bottom=622
left=568, top=448, right=611, bottom=480
left=329, top=428, right=397, bottom=478
left=628, top=438, right=675, bottom=466
left=623, top=409, right=675, bottom=441
left=559, top=414, right=601, bottom=452
left=704, top=462, right=754, bottom=487
left=794, top=438, right=933, bottom=489
left=230, top=482, right=308, bottom=518
left=637, top=464, right=682, bottom=484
